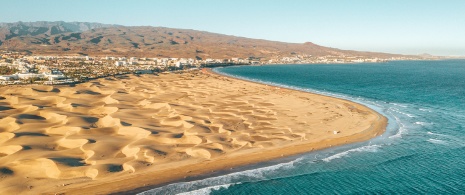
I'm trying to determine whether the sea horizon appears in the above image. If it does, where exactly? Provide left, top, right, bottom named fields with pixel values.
left=2, top=1, right=465, bottom=193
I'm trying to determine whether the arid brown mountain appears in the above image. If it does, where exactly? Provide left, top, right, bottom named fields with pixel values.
left=0, top=21, right=408, bottom=59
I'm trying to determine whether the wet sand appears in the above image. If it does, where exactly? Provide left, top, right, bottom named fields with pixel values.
left=0, top=70, right=386, bottom=194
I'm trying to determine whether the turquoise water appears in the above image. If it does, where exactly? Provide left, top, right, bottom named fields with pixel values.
left=141, top=60, right=465, bottom=194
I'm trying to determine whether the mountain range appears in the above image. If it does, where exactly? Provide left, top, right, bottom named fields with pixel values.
left=0, top=21, right=412, bottom=59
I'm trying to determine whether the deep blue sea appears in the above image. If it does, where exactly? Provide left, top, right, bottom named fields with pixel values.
left=141, top=60, right=465, bottom=194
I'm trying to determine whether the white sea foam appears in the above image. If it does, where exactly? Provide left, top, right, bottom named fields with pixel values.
left=371, top=101, right=384, bottom=107
left=405, top=113, right=415, bottom=118
left=391, top=103, right=408, bottom=108
left=321, top=152, right=349, bottom=162
left=177, top=183, right=235, bottom=195
left=388, top=110, right=406, bottom=139
left=427, top=139, right=447, bottom=145
left=415, top=121, right=431, bottom=126
left=322, top=145, right=380, bottom=162
left=419, top=108, right=432, bottom=112
left=425, top=132, right=465, bottom=147
left=139, top=158, right=302, bottom=195
left=427, top=131, right=448, bottom=137
left=390, top=108, right=415, bottom=118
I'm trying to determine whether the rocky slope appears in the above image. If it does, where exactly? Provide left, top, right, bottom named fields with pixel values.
left=0, top=21, right=407, bottom=59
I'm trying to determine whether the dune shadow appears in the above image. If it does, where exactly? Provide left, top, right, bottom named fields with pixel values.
left=32, top=88, right=48, bottom=93
left=115, top=75, right=130, bottom=80
left=81, top=116, right=99, bottom=123
left=0, top=106, right=13, bottom=111
left=90, top=82, right=105, bottom=87
left=141, top=126, right=159, bottom=134
left=107, top=164, right=124, bottom=172
left=15, top=132, right=49, bottom=137
left=151, top=149, right=167, bottom=156
left=50, top=157, right=86, bottom=167
left=0, top=167, right=14, bottom=175
left=16, top=114, right=47, bottom=124
left=31, top=87, right=61, bottom=93
left=22, top=145, right=32, bottom=150
left=34, top=105, right=52, bottom=109
left=173, top=133, right=184, bottom=138
left=17, top=114, right=46, bottom=120
left=76, top=90, right=101, bottom=95
left=120, top=121, right=132, bottom=126
left=71, top=103, right=87, bottom=107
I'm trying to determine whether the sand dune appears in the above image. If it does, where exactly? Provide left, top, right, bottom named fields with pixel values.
left=10, top=158, right=61, bottom=179
left=0, top=117, right=20, bottom=132
left=46, top=126, right=81, bottom=135
left=0, top=70, right=386, bottom=194
left=0, top=145, right=23, bottom=156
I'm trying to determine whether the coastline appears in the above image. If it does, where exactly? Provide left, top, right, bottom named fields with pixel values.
left=0, top=69, right=387, bottom=194
left=63, top=69, right=387, bottom=194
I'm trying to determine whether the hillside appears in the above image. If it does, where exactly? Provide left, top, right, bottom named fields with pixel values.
left=0, top=21, right=408, bottom=59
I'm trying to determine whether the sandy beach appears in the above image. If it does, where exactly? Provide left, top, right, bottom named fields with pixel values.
left=0, top=69, right=386, bottom=194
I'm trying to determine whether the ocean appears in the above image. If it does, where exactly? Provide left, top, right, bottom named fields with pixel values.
left=140, top=60, right=465, bottom=194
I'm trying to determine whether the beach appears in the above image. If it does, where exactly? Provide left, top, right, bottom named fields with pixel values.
left=0, top=69, right=386, bottom=194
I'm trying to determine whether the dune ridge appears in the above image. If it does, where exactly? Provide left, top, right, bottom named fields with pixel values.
left=0, top=70, right=386, bottom=194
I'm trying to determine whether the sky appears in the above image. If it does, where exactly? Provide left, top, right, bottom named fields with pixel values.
left=1, top=0, right=464, bottom=56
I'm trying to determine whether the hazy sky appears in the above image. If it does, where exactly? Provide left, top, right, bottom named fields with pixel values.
left=1, top=0, right=464, bottom=56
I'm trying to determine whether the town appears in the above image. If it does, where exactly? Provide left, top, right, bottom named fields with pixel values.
left=0, top=51, right=422, bottom=85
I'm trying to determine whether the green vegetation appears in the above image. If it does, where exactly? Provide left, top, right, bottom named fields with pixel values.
left=26, top=77, right=47, bottom=84
left=0, top=66, right=18, bottom=75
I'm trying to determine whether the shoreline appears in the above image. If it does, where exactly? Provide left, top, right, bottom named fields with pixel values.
left=0, top=69, right=387, bottom=194
left=60, top=69, right=387, bottom=194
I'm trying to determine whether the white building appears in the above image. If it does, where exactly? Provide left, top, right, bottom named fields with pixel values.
left=44, top=73, right=65, bottom=81
left=16, top=73, right=44, bottom=79
left=115, top=61, right=127, bottom=66
left=351, top=59, right=364, bottom=63
left=205, top=59, right=215, bottom=64
left=0, top=75, right=18, bottom=81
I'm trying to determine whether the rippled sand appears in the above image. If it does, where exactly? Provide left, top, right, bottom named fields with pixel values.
left=0, top=70, right=385, bottom=194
